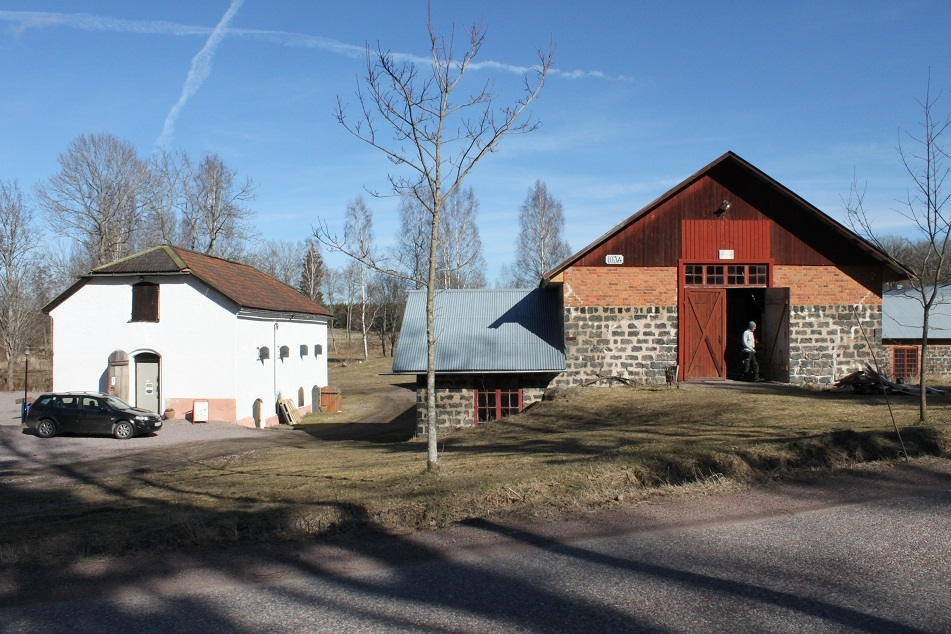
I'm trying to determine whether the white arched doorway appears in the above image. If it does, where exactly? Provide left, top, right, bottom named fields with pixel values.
left=134, top=352, right=161, bottom=414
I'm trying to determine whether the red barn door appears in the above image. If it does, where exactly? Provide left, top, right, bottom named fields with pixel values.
left=682, top=288, right=726, bottom=380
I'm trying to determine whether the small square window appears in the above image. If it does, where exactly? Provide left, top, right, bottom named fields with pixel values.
left=314, top=344, right=323, bottom=356
left=705, top=265, right=724, bottom=285
left=300, top=344, right=309, bottom=357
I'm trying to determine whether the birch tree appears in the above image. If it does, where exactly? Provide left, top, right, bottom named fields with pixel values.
left=299, top=238, right=325, bottom=304
left=507, top=180, right=571, bottom=286
left=322, top=18, right=551, bottom=470
left=438, top=186, right=486, bottom=288
left=344, top=197, right=376, bottom=360
left=844, top=75, right=950, bottom=423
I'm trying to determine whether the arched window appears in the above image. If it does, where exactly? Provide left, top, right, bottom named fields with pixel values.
left=258, top=346, right=270, bottom=361
left=279, top=345, right=289, bottom=360
left=300, top=344, right=309, bottom=357
left=314, top=344, right=323, bottom=356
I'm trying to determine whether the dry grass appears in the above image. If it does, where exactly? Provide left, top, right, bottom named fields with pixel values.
left=2, top=364, right=949, bottom=568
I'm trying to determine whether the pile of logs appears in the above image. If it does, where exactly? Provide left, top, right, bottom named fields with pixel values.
left=834, top=363, right=945, bottom=395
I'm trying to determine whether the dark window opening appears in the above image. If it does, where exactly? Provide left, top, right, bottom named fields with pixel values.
left=131, top=282, right=159, bottom=322
left=684, top=264, right=769, bottom=287
left=279, top=345, right=289, bottom=360
left=258, top=346, right=270, bottom=361
left=475, top=380, right=523, bottom=424
left=314, top=344, right=323, bottom=355
left=300, top=344, right=309, bottom=357
left=893, top=346, right=919, bottom=382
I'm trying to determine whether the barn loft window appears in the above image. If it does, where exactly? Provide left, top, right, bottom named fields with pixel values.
left=892, top=346, right=919, bottom=382
left=685, top=264, right=768, bottom=287
left=131, top=282, right=159, bottom=322
left=474, top=381, right=523, bottom=424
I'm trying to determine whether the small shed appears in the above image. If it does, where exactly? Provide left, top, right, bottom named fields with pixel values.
left=391, top=288, right=565, bottom=431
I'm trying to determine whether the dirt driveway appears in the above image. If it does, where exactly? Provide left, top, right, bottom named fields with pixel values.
left=0, top=385, right=416, bottom=481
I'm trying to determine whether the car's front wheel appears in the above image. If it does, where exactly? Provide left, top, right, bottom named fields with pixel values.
left=113, top=421, right=135, bottom=440
left=35, top=419, right=56, bottom=438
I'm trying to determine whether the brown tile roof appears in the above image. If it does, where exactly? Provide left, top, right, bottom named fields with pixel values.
left=81, top=245, right=332, bottom=317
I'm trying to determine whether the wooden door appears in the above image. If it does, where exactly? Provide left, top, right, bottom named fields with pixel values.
left=682, top=288, right=726, bottom=380
left=762, top=288, right=790, bottom=382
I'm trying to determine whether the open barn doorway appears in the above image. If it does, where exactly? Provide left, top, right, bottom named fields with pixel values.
left=726, top=287, right=789, bottom=381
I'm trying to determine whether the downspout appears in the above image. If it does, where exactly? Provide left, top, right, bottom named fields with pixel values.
left=273, top=322, right=279, bottom=421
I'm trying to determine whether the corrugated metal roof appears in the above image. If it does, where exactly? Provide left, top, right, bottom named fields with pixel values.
left=392, top=288, right=565, bottom=373
left=883, top=286, right=951, bottom=340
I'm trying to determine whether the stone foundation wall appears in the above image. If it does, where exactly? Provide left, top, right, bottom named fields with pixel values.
left=414, top=374, right=556, bottom=434
left=882, top=343, right=951, bottom=380
left=553, top=305, right=679, bottom=387
left=787, top=304, right=882, bottom=386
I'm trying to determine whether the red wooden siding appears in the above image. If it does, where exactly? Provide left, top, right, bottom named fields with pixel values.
left=572, top=169, right=887, bottom=272
left=681, top=220, right=770, bottom=260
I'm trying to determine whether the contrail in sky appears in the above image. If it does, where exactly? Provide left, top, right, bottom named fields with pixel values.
left=0, top=8, right=630, bottom=86
left=156, top=0, right=245, bottom=148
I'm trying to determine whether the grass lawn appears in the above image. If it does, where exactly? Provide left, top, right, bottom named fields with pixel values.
left=2, top=356, right=948, bottom=567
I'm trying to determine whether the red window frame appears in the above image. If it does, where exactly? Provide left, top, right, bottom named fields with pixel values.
left=474, top=385, right=523, bottom=424
left=682, top=262, right=770, bottom=287
left=892, top=346, right=919, bottom=382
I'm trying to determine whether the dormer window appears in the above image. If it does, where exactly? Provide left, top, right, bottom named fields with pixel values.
left=131, top=282, right=159, bottom=322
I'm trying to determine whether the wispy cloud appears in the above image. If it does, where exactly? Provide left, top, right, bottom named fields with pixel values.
left=0, top=10, right=627, bottom=81
left=156, top=0, right=244, bottom=148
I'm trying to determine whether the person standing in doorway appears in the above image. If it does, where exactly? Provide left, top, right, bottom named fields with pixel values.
left=742, top=321, right=763, bottom=381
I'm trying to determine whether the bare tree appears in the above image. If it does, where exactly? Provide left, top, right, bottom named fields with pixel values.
left=393, top=188, right=486, bottom=289
left=250, top=240, right=303, bottom=287
left=506, top=179, right=571, bottom=287
left=340, top=261, right=363, bottom=357
left=371, top=271, right=407, bottom=357
left=844, top=75, right=950, bottom=423
left=36, top=133, right=149, bottom=266
left=321, top=266, right=343, bottom=355
left=0, top=181, right=41, bottom=389
left=141, top=147, right=190, bottom=249
left=438, top=186, right=486, bottom=288
left=394, top=195, right=432, bottom=290
left=299, top=238, right=325, bottom=305
left=345, top=197, right=376, bottom=360
left=324, top=17, right=552, bottom=470
left=181, top=152, right=258, bottom=258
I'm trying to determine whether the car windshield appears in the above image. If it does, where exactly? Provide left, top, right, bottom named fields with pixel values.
left=103, top=395, right=135, bottom=410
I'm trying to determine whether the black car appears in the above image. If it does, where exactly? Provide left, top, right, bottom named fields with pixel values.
left=23, top=392, right=163, bottom=439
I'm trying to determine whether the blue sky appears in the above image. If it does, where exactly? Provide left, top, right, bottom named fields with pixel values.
left=1, top=1, right=950, bottom=283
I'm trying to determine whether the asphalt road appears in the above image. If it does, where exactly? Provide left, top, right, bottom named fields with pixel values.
left=1, top=460, right=949, bottom=633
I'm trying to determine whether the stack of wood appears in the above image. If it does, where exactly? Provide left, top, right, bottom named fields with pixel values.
left=277, top=396, right=303, bottom=424
left=834, top=362, right=946, bottom=395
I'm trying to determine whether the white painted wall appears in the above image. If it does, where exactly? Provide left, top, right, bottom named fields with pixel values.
left=49, top=274, right=329, bottom=424
left=234, top=316, right=329, bottom=424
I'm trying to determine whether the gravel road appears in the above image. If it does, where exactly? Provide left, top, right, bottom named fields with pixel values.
left=0, top=392, right=278, bottom=473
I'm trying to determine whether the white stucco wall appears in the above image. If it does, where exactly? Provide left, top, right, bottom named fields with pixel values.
left=234, top=316, right=329, bottom=426
left=49, top=274, right=329, bottom=426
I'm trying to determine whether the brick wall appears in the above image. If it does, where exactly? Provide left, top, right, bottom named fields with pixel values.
left=773, top=265, right=881, bottom=306
left=562, top=267, right=678, bottom=308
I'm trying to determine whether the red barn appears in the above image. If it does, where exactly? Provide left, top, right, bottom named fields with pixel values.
left=543, top=152, right=907, bottom=387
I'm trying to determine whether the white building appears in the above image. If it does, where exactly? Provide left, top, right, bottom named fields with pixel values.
left=44, top=245, right=333, bottom=427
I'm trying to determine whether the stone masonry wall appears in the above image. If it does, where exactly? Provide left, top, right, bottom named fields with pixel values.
left=414, top=374, right=555, bottom=434
left=787, top=304, right=882, bottom=386
left=882, top=344, right=951, bottom=380
left=553, top=305, right=679, bottom=387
